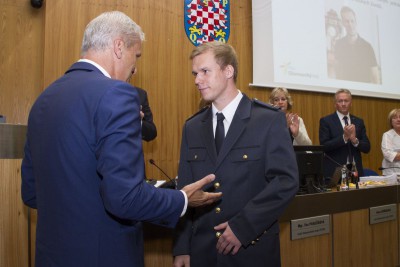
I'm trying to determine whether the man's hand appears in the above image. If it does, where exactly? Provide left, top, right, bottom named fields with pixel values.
left=214, top=222, right=242, bottom=255
left=140, top=105, right=144, bottom=120
left=173, top=255, right=190, bottom=267
left=181, top=174, right=222, bottom=207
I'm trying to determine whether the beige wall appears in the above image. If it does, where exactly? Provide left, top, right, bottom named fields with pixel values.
left=0, top=0, right=399, bottom=266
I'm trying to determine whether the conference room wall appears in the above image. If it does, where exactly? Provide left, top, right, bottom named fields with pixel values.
left=1, top=0, right=396, bottom=178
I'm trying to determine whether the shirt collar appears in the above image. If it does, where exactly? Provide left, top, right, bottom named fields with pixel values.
left=212, top=90, right=243, bottom=124
left=336, top=111, right=351, bottom=124
left=78, top=59, right=111, bottom=78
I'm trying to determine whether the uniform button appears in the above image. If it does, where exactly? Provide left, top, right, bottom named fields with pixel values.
left=194, top=155, right=198, bottom=159
left=215, top=207, right=221, bottom=213
left=251, top=240, right=256, bottom=245
left=216, top=232, right=222, bottom=238
left=214, top=182, right=220, bottom=189
left=243, top=154, right=248, bottom=159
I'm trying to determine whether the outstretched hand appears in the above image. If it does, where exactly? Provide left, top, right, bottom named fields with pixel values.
left=181, top=174, right=222, bottom=207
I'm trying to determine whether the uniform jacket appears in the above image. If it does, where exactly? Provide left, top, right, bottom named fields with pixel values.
left=21, top=62, right=184, bottom=267
left=319, top=112, right=371, bottom=180
left=173, top=95, right=299, bottom=267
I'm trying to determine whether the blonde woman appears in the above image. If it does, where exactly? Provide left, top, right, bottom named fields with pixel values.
left=269, top=87, right=312, bottom=145
left=381, top=108, right=400, bottom=176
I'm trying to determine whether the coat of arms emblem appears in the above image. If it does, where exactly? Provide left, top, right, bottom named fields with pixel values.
left=184, top=0, right=230, bottom=46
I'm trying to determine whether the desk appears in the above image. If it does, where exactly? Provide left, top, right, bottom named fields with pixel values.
left=279, top=186, right=399, bottom=267
left=144, top=186, right=400, bottom=267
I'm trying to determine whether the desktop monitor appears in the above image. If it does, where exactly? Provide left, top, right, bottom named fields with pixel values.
left=294, top=145, right=324, bottom=194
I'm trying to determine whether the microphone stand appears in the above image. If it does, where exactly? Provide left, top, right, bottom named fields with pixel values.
left=149, top=159, right=177, bottom=189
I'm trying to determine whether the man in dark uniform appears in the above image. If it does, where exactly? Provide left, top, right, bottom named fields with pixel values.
left=173, top=41, right=299, bottom=267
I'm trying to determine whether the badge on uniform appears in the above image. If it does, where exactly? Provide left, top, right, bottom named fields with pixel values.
left=184, top=0, right=230, bottom=46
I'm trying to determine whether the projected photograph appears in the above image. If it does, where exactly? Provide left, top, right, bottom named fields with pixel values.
left=325, top=3, right=381, bottom=84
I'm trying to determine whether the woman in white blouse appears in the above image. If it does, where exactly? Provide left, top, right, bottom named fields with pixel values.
left=381, top=108, right=400, bottom=175
left=269, top=87, right=312, bottom=146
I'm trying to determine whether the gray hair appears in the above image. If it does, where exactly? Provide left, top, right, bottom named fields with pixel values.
left=81, top=11, right=145, bottom=55
left=334, top=88, right=352, bottom=100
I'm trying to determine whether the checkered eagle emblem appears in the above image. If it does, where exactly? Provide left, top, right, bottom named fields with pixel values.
left=184, top=0, right=230, bottom=46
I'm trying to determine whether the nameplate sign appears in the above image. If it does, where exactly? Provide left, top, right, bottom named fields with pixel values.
left=369, top=204, right=397, bottom=225
left=290, top=215, right=330, bottom=240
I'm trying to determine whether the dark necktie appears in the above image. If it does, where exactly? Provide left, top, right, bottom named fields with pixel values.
left=343, top=116, right=349, bottom=126
left=215, top=112, right=225, bottom=154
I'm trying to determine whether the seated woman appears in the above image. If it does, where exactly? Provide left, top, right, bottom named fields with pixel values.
left=269, top=87, right=312, bottom=145
left=381, top=108, right=400, bottom=176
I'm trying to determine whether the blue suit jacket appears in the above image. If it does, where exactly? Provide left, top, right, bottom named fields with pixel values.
left=319, top=112, right=370, bottom=181
left=21, top=62, right=184, bottom=267
left=173, top=95, right=299, bottom=267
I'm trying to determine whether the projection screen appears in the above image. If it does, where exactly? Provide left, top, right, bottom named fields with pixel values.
left=252, top=0, right=400, bottom=99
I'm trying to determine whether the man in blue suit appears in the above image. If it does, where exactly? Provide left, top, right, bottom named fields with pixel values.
left=21, top=11, right=221, bottom=267
left=319, top=89, right=371, bottom=183
left=172, top=42, right=299, bottom=267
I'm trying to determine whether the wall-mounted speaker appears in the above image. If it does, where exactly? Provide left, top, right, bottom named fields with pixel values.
left=31, top=0, right=44, bottom=9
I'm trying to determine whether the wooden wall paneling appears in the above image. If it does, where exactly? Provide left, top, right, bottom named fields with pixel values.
left=333, top=209, right=398, bottom=267
left=0, top=160, right=28, bottom=267
left=279, top=222, right=332, bottom=267
left=135, top=0, right=198, bottom=179
left=0, top=1, right=44, bottom=267
left=0, top=1, right=44, bottom=124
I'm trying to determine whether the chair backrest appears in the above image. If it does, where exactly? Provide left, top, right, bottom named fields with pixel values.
left=363, top=168, right=379, bottom=176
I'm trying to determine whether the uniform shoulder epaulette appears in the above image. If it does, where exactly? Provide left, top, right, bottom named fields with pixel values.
left=252, top=98, right=280, bottom=111
left=186, top=104, right=210, bottom=121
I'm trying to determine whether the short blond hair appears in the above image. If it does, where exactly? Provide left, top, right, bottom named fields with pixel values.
left=269, top=87, right=293, bottom=111
left=388, top=109, right=400, bottom=129
left=190, top=41, right=238, bottom=83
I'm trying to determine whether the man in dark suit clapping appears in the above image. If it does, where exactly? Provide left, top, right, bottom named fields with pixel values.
left=319, top=89, right=371, bottom=183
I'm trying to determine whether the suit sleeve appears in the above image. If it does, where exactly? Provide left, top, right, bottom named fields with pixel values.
left=172, top=124, right=193, bottom=256
left=381, top=132, right=397, bottom=162
left=355, top=118, right=370, bottom=153
left=21, top=137, right=37, bottom=208
left=319, top=116, right=347, bottom=152
left=293, top=117, right=312, bottom=145
left=140, top=90, right=157, bottom=142
left=95, top=83, right=183, bottom=227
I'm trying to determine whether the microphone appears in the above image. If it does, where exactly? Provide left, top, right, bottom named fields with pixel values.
left=323, top=153, right=343, bottom=167
left=149, top=159, right=176, bottom=189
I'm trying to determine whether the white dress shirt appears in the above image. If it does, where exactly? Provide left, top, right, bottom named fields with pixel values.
left=212, top=91, right=243, bottom=137
left=381, top=129, right=400, bottom=176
